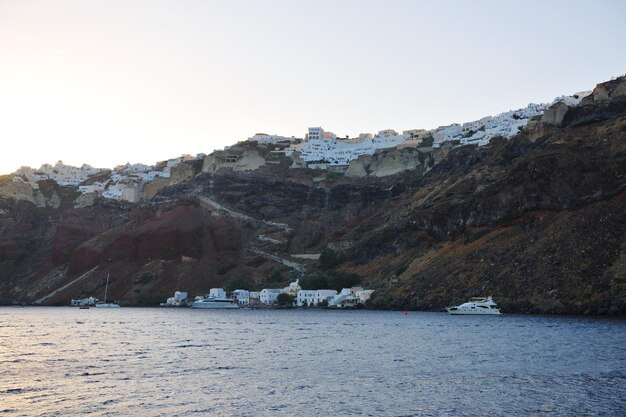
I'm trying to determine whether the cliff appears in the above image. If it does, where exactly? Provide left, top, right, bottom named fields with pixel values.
left=0, top=76, right=624, bottom=314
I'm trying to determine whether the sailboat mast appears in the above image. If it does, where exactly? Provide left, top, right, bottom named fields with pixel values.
left=104, top=273, right=109, bottom=302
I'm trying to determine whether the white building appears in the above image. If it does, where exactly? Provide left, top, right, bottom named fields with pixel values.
left=296, top=289, right=337, bottom=306
left=297, top=290, right=317, bottom=306
left=163, top=291, right=188, bottom=306
left=102, top=185, right=124, bottom=200
left=299, top=126, right=408, bottom=166
left=209, top=288, right=227, bottom=299
left=315, top=290, right=338, bottom=305
left=283, top=279, right=301, bottom=296
left=324, top=287, right=374, bottom=307
left=232, top=289, right=250, bottom=305
left=116, top=163, right=152, bottom=172
left=431, top=102, right=549, bottom=148
left=78, top=182, right=106, bottom=194
left=260, top=288, right=283, bottom=305
left=355, top=289, right=375, bottom=304
left=249, top=133, right=297, bottom=144
left=402, top=128, right=428, bottom=138
left=18, top=161, right=104, bottom=187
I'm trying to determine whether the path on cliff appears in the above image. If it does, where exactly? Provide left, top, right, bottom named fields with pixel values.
left=33, top=266, right=100, bottom=305
left=199, top=196, right=309, bottom=274
left=198, top=196, right=291, bottom=232
left=249, top=247, right=306, bottom=274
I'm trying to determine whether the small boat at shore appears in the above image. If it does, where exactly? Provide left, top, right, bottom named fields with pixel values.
left=94, top=274, right=120, bottom=308
left=446, top=296, right=501, bottom=315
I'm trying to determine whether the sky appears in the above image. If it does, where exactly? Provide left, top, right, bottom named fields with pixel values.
left=1, top=0, right=625, bottom=174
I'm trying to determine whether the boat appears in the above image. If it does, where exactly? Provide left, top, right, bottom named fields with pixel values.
left=94, top=273, right=120, bottom=308
left=191, top=288, right=239, bottom=309
left=446, top=296, right=501, bottom=315
left=191, top=296, right=239, bottom=309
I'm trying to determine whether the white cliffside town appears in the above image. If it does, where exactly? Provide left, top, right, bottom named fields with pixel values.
left=12, top=155, right=201, bottom=205
left=246, top=89, right=590, bottom=169
left=8, top=88, right=590, bottom=203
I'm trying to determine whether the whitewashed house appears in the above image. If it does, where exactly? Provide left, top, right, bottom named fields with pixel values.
left=297, top=290, right=317, bottom=306
left=163, top=291, right=188, bottom=306
left=209, top=288, right=227, bottom=299
left=299, top=126, right=408, bottom=166
left=78, top=182, right=106, bottom=194
left=315, top=290, right=338, bottom=305
left=260, top=288, right=283, bottom=305
left=328, top=287, right=374, bottom=307
left=102, top=185, right=124, bottom=200
left=329, top=288, right=356, bottom=307
left=284, top=279, right=301, bottom=296
left=249, top=133, right=297, bottom=144
left=232, top=289, right=250, bottom=305
left=356, top=289, right=375, bottom=304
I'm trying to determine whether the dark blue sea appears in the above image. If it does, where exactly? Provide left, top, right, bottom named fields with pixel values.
left=0, top=308, right=624, bottom=416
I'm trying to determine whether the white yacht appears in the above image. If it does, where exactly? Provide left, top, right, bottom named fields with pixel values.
left=190, top=288, right=239, bottom=309
left=191, top=297, right=239, bottom=309
left=446, top=296, right=501, bottom=315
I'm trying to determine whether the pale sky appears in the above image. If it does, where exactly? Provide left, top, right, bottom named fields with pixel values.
left=1, top=0, right=625, bottom=174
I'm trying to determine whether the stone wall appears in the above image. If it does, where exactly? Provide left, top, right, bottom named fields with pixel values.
left=143, top=177, right=170, bottom=200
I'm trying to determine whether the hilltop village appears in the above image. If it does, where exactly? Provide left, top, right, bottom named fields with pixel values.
left=4, top=89, right=591, bottom=205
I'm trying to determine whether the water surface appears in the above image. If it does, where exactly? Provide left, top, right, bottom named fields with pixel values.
left=0, top=308, right=624, bottom=416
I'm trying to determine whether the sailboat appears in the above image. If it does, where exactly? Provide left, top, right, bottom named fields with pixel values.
left=95, top=273, right=120, bottom=308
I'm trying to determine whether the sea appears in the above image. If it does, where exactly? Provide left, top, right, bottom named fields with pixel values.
left=0, top=307, right=624, bottom=417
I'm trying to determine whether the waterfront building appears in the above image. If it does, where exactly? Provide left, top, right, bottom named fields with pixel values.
left=162, top=291, right=188, bottom=307
left=209, top=288, right=227, bottom=299
left=296, top=290, right=317, bottom=306
left=232, top=289, right=250, bottom=305
left=355, top=289, right=375, bottom=304
left=315, top=290, right=338, bottom=305
left=284, top=279, right=301, bottom=296
left=260, top=288, right=283, bottom=305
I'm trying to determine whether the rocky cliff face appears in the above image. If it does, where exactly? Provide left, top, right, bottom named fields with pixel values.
left=1, top=77, right=625, bottom=314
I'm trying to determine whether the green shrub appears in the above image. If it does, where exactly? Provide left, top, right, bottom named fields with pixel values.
left=319, top=247, right=338, bottom=270
left=216, top=264, right=231, bottom=275
left=276, top=293, right=295, bottom=306
left=135, top=293, right=166, bottom=306
left=300, top=270, right=361, bottom=292
left=226, top=277, right=252, bottom=292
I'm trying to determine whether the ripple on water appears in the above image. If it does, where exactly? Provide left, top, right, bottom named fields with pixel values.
left=0, top=308, right=625, bottom=417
